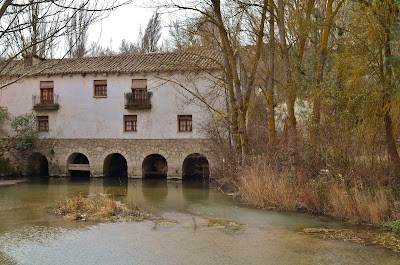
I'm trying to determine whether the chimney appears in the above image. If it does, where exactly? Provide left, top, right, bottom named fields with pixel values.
left=23, top=54, right=44, bottom=68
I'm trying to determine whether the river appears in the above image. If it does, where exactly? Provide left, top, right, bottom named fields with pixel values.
left=0, top=178, right=399, bottom=265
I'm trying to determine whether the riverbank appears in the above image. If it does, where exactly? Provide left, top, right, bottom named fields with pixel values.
left=302, top=227, right=400, bottom=252
left=0, top=179, right=28, bottom=186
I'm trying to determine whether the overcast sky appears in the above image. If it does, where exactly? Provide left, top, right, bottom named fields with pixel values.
left=88, top=1, right=168, bottom=52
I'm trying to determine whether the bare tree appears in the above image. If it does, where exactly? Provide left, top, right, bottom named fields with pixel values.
left=158, top=0, right=268, bottom=160
left=0, top=0, right=131, bottom=90
left=119, top=39, right=139, bottom=54
left=65, top=6, right=93, bottom=58
left=140, top=10, right=162, bottom=53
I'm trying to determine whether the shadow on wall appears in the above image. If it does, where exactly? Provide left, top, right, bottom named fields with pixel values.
left=142, top=154, right=167, bottom=179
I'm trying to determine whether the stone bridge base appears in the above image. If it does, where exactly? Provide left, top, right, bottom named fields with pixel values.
left=24, top=139, right=212, bottom=179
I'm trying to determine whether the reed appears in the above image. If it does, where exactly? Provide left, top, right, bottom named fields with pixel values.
left=240, top=161, right=398, bottom=225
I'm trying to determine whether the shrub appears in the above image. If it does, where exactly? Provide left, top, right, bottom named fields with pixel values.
left=382, top=221, right=400, bottom=234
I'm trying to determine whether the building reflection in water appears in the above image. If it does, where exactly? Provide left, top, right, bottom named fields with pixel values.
left=102, top=178, right=128, bottom=196
left=142, top=179, right=168, bottom=202
left=182, top=181, right=210, bottom=202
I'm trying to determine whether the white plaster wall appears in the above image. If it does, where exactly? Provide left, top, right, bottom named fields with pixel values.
left=0, top=71, right=221, bottom=139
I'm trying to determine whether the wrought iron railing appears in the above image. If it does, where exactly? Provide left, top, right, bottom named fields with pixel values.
left=124, top=91, right=152, bottom=110
left=32, top=95, right=59, bottom=110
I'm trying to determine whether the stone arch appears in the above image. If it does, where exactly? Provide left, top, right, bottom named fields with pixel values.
left=26, top=152, right=49, bottom=176
left=142, top=154, right=168, bottom=179
left=67, top=152, right=90, bottom=177
left=182, top=153, right=210, bottom=181
left=103, top=153, right=128, bottom=178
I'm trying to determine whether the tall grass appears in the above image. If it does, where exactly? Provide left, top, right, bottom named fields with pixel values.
left=326, top=185, right=390, bottom=225
left=240, top=163, right=319, bottom=212
left=240, top=161, right=398, bottom=225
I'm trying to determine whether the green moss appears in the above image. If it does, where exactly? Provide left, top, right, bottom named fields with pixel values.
left=155, top=220, right=178, bottom=227
left=382, top=221, right=400, bottom=234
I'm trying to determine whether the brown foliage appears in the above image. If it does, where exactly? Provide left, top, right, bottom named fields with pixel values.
left=54, top=194, right=148, bottom=221
left=239, top=161, right=399, bottom=225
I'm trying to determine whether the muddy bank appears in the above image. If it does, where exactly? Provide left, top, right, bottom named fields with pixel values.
left=302, top=227, right=400, bottom=252
left=0, top=179, right=28, bottom=186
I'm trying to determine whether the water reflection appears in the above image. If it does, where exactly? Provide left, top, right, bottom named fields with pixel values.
left=29, top=176, right=50, bottom=185
left=182, top=181, right=210, bottom=202
left=141, top=180, right=168, bottom=202
left=102, top=178, right=128, bottom=196
left=89, top=178, right=104, bottom=194
left=1, top=178, right=400, bottom=265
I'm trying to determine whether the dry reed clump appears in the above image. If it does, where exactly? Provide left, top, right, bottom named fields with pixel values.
left=54, top=194, right=149, bottom=221
left=326, top=185, right=390, bottom=225
left=240, top=161, right=397, bottom=225
left=239, top=162, right=319, bottom=212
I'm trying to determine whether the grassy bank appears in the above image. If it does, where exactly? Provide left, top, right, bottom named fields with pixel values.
left=239, top=162, right=400, bottom=226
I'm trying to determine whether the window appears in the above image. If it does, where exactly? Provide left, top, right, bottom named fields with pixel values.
left=37, top=116, right=49, bottom=132
left=131, top=79, right=147, bottom=105
left=94, top=80, right=107, bottom=97
left=178, top=115, right=192, bottom=132
left=40, top=81, right=54, bottom=104
left=124, top=115, right=137, bottom=132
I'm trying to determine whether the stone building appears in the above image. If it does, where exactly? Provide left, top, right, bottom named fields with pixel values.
left=0, top=51, right=223, bottom=180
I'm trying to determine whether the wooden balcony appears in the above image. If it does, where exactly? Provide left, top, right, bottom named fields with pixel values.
left=124, top=92, right=152, bottom=110
left=33, top=95, right=59, bottom=111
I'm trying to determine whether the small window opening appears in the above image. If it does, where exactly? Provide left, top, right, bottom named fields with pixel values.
left=37, top=116, right=49, bottom=132
left=94, top=80, right=107, bottom=97
left=124, top=115, right=137, bottom=132
left=178, top=115, right=192, bottom=132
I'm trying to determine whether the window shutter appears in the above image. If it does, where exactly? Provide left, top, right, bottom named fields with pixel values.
left=124, top=115, right=137, bottom=121
left=131, top=79, right=147, bottom=89
left=94, top=80, right=107, bottom=86
left=40, top=81, right=54, bottom=89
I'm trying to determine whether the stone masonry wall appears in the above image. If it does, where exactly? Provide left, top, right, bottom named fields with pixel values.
left=28, top=139, right=212, bottom=178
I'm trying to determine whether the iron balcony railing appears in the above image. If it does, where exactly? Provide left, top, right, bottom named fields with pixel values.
left=32, top=95, right=60, bottom=110
left=124, top=91, right=152, bottom=110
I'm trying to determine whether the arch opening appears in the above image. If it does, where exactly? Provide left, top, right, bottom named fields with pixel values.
left=182, top=153, right=210, bottom=181
left=142, top=154, right=167, bottom=179
left=103, top=153, right=128, bottom=178
left=67, top=153, right=90, bottom=178
left=27, top=152, right=49, bottom=176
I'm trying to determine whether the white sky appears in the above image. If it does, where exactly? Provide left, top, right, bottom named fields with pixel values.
left=88, top=1, right=167, bottom=52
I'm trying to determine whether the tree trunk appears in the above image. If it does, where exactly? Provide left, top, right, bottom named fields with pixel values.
left=277, top=0, right=296, bottom=138
left=382, top=18, right=400, bottom=177
left=268, top=0, right=276, bottom=143
left=384, top=107, right=400, bottom=175
left=311, top=0, right=334, bottom=140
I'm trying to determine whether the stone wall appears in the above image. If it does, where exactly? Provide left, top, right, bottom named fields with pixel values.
left=28, top=139, right=212, bottom=178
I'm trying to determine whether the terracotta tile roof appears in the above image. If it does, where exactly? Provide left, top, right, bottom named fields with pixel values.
left=2, top=50, right=223, bottom=77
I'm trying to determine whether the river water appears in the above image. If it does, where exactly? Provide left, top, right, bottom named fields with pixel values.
left=0, top=178, right=399, bottom=265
